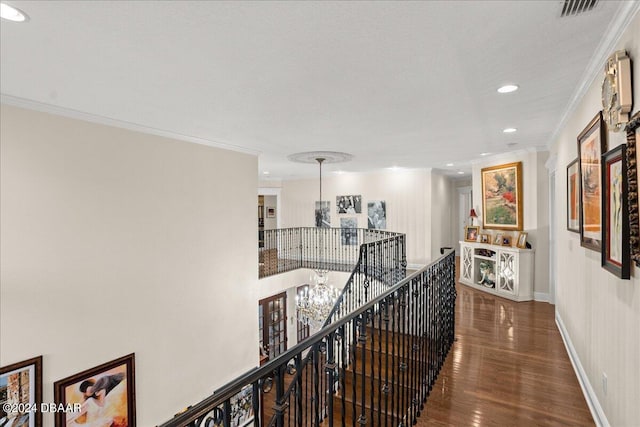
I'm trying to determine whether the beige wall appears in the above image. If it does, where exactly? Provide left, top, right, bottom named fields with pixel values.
left=431, top=172, right=455, bottom=258
left=278, top=168, right=435, bottom=267
left=550, top=14, right=640, bottom=426
left=471, top=148, right=551, bottom=298
left=0, top=105, right=259, bottom=425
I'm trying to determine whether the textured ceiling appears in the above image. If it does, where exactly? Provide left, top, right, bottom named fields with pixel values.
left=0, top=1, right=635, bottom=179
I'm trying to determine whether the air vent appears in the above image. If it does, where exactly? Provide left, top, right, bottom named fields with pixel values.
left=560, top=0, right=599, bottom=17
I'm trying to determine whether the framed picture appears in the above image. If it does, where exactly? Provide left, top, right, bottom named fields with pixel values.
left=502, top=235, right=512, bottom=246
left=625, top=111, right=640, bottom=267
left=493, top=233, right=503, bottom=245
left=266, top=207, right=275, bottom=218
left=367, top=201, right=386, bottom=230
left=464, top=226, right=479, bottom=242
left=0, top=356, right=43, bottom=427
left=566, top=158, right=580, bottom=233
left=336, top=195, right=362, bottom=214
left=480, top=234, right=490, bottom=244
left=481, top=162, right=523, bottom=231
left=54, top=353, right=136, bottom=426
left=516, top=232, right=528, bottom=249
left=314, top=201, right=330, bottom=228
left=578, top=111, right=607, bottom=251
left=601, top=144, right=630, bottom=279
left=340, top=217, right=358, bottom=245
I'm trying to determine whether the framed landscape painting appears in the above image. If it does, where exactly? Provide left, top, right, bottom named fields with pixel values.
left=566, top=158, right=580, bottom=233
left=481, top=162, right=523, bottom=231
left=577, top=111, right=607, bottom=252
left=626, top=111, right=640, bottom=266
left=54, top=353, right=136, bottom=426
left=601, top=144, right=630, bottom=279
left=0, top=356, right=42, bottom=427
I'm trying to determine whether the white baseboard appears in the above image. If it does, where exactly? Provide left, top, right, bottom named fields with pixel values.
left=555, top=312, right=609, bottom=427
left=534, top=292, right=549, bottom=302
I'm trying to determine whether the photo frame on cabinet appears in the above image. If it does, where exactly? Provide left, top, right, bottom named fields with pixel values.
left=0, top=356, right=43, bottom=427
left=626, top=111, right=640, bottom=267
left=578, top=111, right=607, bottom=251
left=480, top=234, right=490, bottom=244
left=54, top=353, right=136, bottom=426
left=566, top=158, right=580, bottom=233
left=493, top=233, right=503, bottom=245
left=464, top=226, right=479, bottom=242
left=481, top=162, right=523, bottom=231
left=516, top=232, right=528, bottom=249
left=502, top=235, right=512, bottom=246
left=602, top=144, right=630, bottom=279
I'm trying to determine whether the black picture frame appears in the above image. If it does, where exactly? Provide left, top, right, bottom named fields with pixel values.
left=601, top=144, right=630, bottom=279
left=625, top=111, right=640, bottom=267
left=577, top=111, right=607, bottom=251
left=567, top=158, right=580, bottom=233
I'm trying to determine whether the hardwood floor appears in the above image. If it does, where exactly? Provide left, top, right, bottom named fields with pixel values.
left=417, top=258, right=594, bottom=426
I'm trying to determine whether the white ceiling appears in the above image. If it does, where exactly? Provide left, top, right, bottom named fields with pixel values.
left=0, top=1, right=636, bottom=179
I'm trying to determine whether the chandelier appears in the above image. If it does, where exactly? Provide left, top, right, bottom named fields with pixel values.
left=295, top=157, right=341, bottom=328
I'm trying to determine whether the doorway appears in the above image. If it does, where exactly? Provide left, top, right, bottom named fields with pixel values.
left=259, top=292, right=287, bottom=363
left=457, top=186, right=472, bottom=253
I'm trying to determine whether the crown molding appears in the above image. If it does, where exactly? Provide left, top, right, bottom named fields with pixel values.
left=547, top=1, right=640, bottom=149
left=0, top=94, right=261, bottom=156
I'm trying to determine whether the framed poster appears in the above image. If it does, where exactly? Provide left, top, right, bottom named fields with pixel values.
left=481, top=162, right=523, bottom=231
left=340, top=217, right=358, bottom=245
left=0, top=356, right=43, bottom=427
left=314, top=201, right=330, bottom=228
left=367, top=201, right=386, bottom=230
left=577, top=111, right=607, bottom=251
left=336, top=195, right=362, bottom=214
left=602, top=144, right=630, bottom=279
left=54, top=353, right=136, bottom=426
left=626, top=111, right=640, bottom=266
left=566, top=158, right=580, bottom=233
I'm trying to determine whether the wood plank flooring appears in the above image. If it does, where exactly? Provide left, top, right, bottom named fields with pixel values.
left=417, top=257, right=594, bottom=426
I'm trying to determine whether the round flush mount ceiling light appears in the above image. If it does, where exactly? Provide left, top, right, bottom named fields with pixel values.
left=446, top=163, right=454, bottom=167
left=497, top=84, right=519, bottom=93
left=1, top=2, right=28, bottom=22
left=457, top=171, right=465, bottom=175
left=503, top=128, right=517, bottom=133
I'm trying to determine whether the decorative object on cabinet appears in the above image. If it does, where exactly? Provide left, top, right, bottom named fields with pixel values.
left=626, top=111, right=640, bottom=267
left=567, top=158, right=580, bottom=233
left=336, top=195, right=362, bottom=214
left=481, top=161, right=523, bottom=231
left=367, top=200, right=386, bottom=230
left=578, top=111, right=607, bottom=252
left=469, top=208, right=478, bottom=226
left=459, top=241, right=534, bottom=301
left=493, top=233, right=503, bottom=245
left=501, top=235, right=512, bottom=246
left=464, top=226, right=479, bottom=242
left=601, top=144, right=630, bottom=279
left=0, top=355, right=42, bottom=427
left=516, top=232, right=528, bottom=249
left=602, top=50, right=633, bottom=132
left=54, top=353, right=136, bottom=427
left=480, top=233, right=490, bottom=243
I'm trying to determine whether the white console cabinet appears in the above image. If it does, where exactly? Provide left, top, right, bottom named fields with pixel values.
left=459, top=241, right=534, bottom=302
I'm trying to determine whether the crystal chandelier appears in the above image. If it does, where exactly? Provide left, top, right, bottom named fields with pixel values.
left=296, top=157, right=341, bottom=328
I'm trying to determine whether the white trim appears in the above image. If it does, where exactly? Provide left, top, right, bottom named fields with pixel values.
left=406, top=263, right=425, bottom=271
left=534, top=292, right=549, bottom=302
left=547, top=1, right=640, bottom=149
left=545, top=154, right=558, bottom=173
left=555, top=312, right=609, bottom=427
left=1, top=94, right=261, bottom=156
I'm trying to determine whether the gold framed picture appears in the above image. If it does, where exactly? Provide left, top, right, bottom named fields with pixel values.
left=481, top=162, right=523, bottom=231
left=464, top=226, right=479, bottom=242
left=516, top=232, right=528, bottom=249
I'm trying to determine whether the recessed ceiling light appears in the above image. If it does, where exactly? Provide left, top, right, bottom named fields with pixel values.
left=457, top=171, right=465, bottom=175
left=480, top=152, right=491, bottom=156
left=334, top=170, right=346, bottom=175
left=446, top=163, right=454, bottom=167
left=388, top=166, right=400, bottom=171
left=497, top=84, right=519, bottom=93
left=263, top=171, right=270, bottom=175
left=503, top=128, right=517, bottom=133
left=1, top=3, right=28, bottom=22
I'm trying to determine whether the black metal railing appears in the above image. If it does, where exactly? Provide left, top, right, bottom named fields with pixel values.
left=159, top=248, right=456, bottom=427
left=259, top=228, right=403, bottom=278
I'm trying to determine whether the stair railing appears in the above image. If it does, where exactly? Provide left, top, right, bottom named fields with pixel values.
left=159, top=247, right=456, bottom=427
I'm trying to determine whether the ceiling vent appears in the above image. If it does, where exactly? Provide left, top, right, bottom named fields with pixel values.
left=560, top=0, right=599, bottom=17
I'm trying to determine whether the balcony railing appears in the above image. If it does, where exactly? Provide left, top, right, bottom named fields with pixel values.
left=159, top=226, right=455, bottom=427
